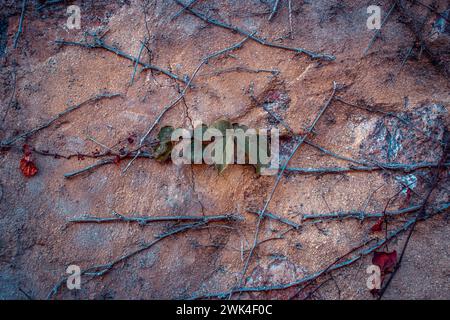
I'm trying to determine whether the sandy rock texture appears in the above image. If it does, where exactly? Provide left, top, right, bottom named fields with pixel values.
left=0, top=0, right=449, bottom=299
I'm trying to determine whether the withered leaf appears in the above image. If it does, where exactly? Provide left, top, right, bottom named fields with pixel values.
left=158, top=126, right=174, bottom=142
left=372, top=251, right=397, bottom=274
left=20, top=152, right=38, bottom=177
left=210, top=119, right=232, bottom=174
left=153, top=126, right=175, bottom=162
left=370, top=218, right=384, bottom=233
left=369, top=250, right=397, bottom=296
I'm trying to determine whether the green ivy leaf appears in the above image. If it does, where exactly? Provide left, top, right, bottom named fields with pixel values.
left=253, top=131, right=272, bottom=175
left=193, top=123, right=209, bottom=143
left=210, top=119, right=232, bottom=174
left=158, top=126, right=174, bottom=142
left=153, top=126, right=174, bottom=162
left=233, top=126, right=269, bottom=175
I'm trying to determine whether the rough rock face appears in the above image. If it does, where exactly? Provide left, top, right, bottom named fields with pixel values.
left=360, top=103, right=447, bottom=163
left=0, top=0, right=449, bottom=299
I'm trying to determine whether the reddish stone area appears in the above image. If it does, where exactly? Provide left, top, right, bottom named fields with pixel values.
left=0, top=0, right=449, bottom=299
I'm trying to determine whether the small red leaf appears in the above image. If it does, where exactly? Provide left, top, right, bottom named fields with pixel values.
left=266, top=90, right=281, bottom=103
left=370, top=218, right=384, bottom=233
left=372, top=251, right=397, bottom=274
left=402, top=188, right=412, bottom=208
left=20, top=154, right=38, bottom=177
left=22, top=144, right=32, bottom=156
left=113, top=155, right=121, bottom=166
left=370, top=288, right=380, bottom=296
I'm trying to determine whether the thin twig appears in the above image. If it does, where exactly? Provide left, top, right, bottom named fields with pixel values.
left=86, top=135, right=114, bottom=152
left=13, top=0, right=27, bottom=49
left=130, top=38, right=147, bottom=85
left=335, top=96, right=442, bottom=146
left=171, top=0, right=200, bottom=20
left=69, top=212, right=243, bottom=225
left=233, top=81, right=338, bottom=297
left=285, top=162, right=450, bottom=175
left=190, top=207, right=446, bottom=299
left=304, top=140, right=369, bottom=166
left=18, top=287, right=33, bottom=300
left=63, top=158, right=116, bottom=178
left=395, top=0, right=449, bottom=76
left=173, top=0, right=335, bottom=61
left=63, top=151, right=152, bottom=179
left=392, top=2, right=432, bottom=81
left=122, top=34, right=253, bottom=173
left=335, top=97, right=408, bottom=124
left=360, top=183, right=386, bottom=214
left=1, top=92, right=122, bottom=147
left=36, top=0, right=63, bottom=11
left=268, top=0, right=280, bottom=21
left=47, top=218, right=238, bottom=299
left=248, top=210, right=301, bottom=229
left=300, top=202, right=449, bottom=222
left=55, top=36, right=187, bottom=84
left=262, top=102, right=369, bottom=166
left=200, top=66, right=279, bottom=77
left=288, top=0, right=293, bottom=39
left=364, top=2, right=397, bottom=55
left=394, top=44, right=414, bottom=79
left=378, top=135, right=448, bottom=298
left=24, top=143, right=152, bottom=161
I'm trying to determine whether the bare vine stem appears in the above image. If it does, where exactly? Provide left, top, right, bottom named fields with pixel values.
left=47, top=216, right=240, bottom=299
left=250, top=202, right=449, bottom=226
left=173, top=0, right=335, bottom=61
left=233, top=81, right=339, bottom=297
left=0, top=92, right=122, bottom=147
left=55, top=36, right=187, bottom=84
left=268, top=0, right=280, bottom=21
left=364, top=2, right=397, bottom=55
left=69, top=212, right=243, bottom=225
left=130, top=37, right=147, bottom=85
left=285, top=162, right=450, bottom=175
left=13, top=0, right=27, bottom=49
left=122, top=34, right=253, bottom=173
left=190, top=206, right=447, bottom=299
left=377, top=133, right=449, bottom=298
